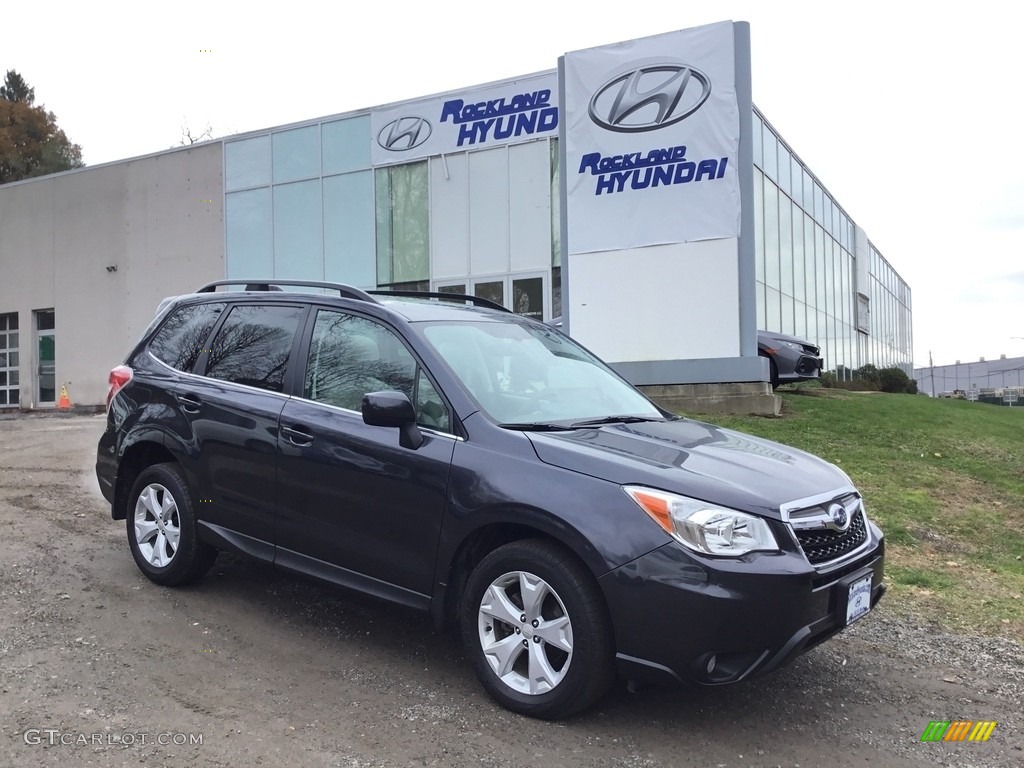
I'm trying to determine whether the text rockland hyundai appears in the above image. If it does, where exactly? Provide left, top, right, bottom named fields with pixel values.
left=96, top=280, right=885, bottom=719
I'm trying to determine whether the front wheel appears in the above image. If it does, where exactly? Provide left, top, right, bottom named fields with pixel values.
left=461, top=539, right=614, bottom=719
left=126, top=463, right=216, bottom=586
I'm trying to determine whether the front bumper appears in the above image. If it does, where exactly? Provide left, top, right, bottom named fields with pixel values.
left=599, top=526, right=885, bottom=686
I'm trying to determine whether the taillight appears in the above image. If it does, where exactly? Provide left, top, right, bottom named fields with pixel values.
left=106, top=365, right=133, bottom=410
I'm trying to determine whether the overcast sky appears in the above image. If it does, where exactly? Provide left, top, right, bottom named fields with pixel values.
left=7, top=0, right=1022, bottom=367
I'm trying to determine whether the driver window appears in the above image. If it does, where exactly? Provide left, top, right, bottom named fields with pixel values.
left=305, top=310, right=451, bottom=431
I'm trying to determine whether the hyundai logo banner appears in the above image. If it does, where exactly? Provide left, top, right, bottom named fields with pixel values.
left=371, top=73, right=559, bottom=166
left=563, top=22, right=741, bottom=255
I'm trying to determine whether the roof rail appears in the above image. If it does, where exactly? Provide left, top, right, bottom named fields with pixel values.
left=368, top=290, right=510, bottom=313
left=194, top=280, right=379, bottom=304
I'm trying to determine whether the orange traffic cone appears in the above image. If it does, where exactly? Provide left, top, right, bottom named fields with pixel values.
left=57, top=383, right=73, bottom=411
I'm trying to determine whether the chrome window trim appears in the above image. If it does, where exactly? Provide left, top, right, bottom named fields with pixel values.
left=150, top=352, right=463, bottom=442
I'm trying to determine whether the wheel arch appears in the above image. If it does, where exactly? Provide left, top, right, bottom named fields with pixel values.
left=112, top=439, right=177, bottom=520
left=431, top=512, right=610, bottom=636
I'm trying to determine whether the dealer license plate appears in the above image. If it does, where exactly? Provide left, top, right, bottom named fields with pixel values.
left=846, top=575, right=873, bottom=625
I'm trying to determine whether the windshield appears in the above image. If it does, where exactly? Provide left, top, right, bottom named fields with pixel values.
left=422, top=320, right=663, bottom=425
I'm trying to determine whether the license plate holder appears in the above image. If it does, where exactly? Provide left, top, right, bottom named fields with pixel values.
left=838, top=570, right=874, bottom=626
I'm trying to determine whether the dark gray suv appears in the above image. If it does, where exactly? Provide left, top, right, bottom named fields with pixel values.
left=96, top=280, right=884, bottom=719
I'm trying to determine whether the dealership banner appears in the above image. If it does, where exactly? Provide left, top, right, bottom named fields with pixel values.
left=371, top=73, right=558, bottom=166
left=563, top=22, right=741, bottom=254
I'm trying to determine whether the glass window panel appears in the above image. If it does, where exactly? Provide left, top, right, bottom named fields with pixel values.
left=304, top=310, right=417, bottom=412
left=752, top=115, right=763, bottom=168
left=813, top=183, right=824, bottom=225
left=794, top=301, right=806, bottom=339
left=512, top=277, right=544, bottom=321
left=473, top=280, right=505, bottom=308
left=754, top=170, right=764, bottom=284
left=9, top=370, right=17, bottom=386
left=815, top=226, right=826, bottom=313
left=763, top=128, right=778, bottom=181
left=415, top=368, right=450, bottom=432
left=756, top=281, right=766, bottom=329
left=780, top=199, right=793, bottom=297
left=375, top=162, right=429, bottom=285
left=791, top=157, right=803, bottom=208
left=273, top=125, right=320, bottom=183
left=764, top=181, right=780, bottom=290
left=37, top=311, right=55, bottom=330
left=802, top=170, right=813, bottom=215
left=324, top=170, right=375, bottom=288
left=225, top=135, right=271, bottom=191
left=322, top=115, right=371, bottom=175
left=793, top=210, right=805, bottom=303
left=804, top=215, right=815, bottom=309
left=551, top=138, right=561, bottom=267
left=765, top=287, right=781, bottom=332
left=777, top=142, right=791, bottom=197
left=781, top=293, right=795, bottom=335
left=551, top=266, right=561, bottom=319
left=8, top=351, right=17, bottom=367
left=8, top=332, right=18, bottom=349
left=274, top=180, right=324, bottom=280
left=148, top=303, right=226, bottom=372
left=226, top=188, right=273, bottom=279
left=438, top=284, right=466, bottom=294
left=205, top=304, right=304, bottom=393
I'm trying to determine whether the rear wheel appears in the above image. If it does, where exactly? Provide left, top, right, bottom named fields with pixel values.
left=461, top=539, right=614, bottom=719
left=126, top=463, right=216, bottom=586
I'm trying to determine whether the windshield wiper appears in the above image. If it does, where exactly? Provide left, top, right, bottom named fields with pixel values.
left=498, top=422, right=577, bottom=432
left=569, top=415, right=664, bottom=428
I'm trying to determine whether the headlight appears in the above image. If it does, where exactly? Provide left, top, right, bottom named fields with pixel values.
left=623, top=486, right=779, bottom=557
left=780, top=340, right=804, bottom=352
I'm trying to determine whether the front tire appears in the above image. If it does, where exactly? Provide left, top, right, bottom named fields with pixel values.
left=461, top=539, right=614, bottom=719
left=126, top=463, right=216, bottom=586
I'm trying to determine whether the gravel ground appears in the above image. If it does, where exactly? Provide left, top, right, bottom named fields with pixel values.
left=0, top=414, right=1021, bottom=767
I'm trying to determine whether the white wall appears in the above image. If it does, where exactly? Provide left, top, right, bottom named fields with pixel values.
left=0, top=143, right=225, bottom=408
left=569, top=239, right=741, bottom=363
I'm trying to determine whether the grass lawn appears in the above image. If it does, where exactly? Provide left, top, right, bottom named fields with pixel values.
left=693, top=389, right=1024, bottom=639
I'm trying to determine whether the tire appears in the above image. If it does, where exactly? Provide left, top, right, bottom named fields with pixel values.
left=461, top=539, right=614, bottom=719
left=769, top=358, right=780, bottom=390
left=126, top=463, right=217, bottom=586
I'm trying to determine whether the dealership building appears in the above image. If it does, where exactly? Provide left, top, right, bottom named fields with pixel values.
left=0, top=21, right=912, bottom=412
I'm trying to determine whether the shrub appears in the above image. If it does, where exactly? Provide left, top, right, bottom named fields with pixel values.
left=878, top=366, right=915, bottom=394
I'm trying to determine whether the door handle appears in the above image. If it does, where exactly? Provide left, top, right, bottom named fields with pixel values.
left=176, top=394, right=202, bottom=413
left=281, top=425, right=314, bottom=447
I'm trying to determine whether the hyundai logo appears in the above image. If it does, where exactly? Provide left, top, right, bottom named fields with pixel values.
left=826, top=503, right=851, bottom=532
left=377, top=116, right=432, bottom=151
left=588, top=64, right=711, bottom=133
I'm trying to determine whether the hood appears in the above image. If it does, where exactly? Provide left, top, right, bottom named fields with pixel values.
left=526, top=419, right=851, bottom=519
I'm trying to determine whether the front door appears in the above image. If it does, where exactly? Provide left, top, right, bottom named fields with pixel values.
left=276, top=308, right=455, bottom=600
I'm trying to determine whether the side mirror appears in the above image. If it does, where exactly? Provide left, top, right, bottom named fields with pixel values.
left=361, top=391, right=423, bottom=449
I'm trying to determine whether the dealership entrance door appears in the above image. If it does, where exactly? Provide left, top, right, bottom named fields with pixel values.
left=36, top=310, right=55, bottom=405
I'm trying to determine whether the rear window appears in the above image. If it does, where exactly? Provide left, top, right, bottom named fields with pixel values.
left=148, top=302, right=225, bottom=372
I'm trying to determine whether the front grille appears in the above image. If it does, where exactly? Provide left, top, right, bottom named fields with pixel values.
left=794, top=508, right=868, bottom=565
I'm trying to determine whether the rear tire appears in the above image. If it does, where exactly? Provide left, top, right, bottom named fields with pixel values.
left=126, top=463, right=216, bottom=586
left=461, top=539, right=614, bottom=719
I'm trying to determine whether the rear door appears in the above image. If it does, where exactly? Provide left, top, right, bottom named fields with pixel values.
left=175, top=302, right=307, bottom=557
left=275, top=307, right=455, bottom=601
